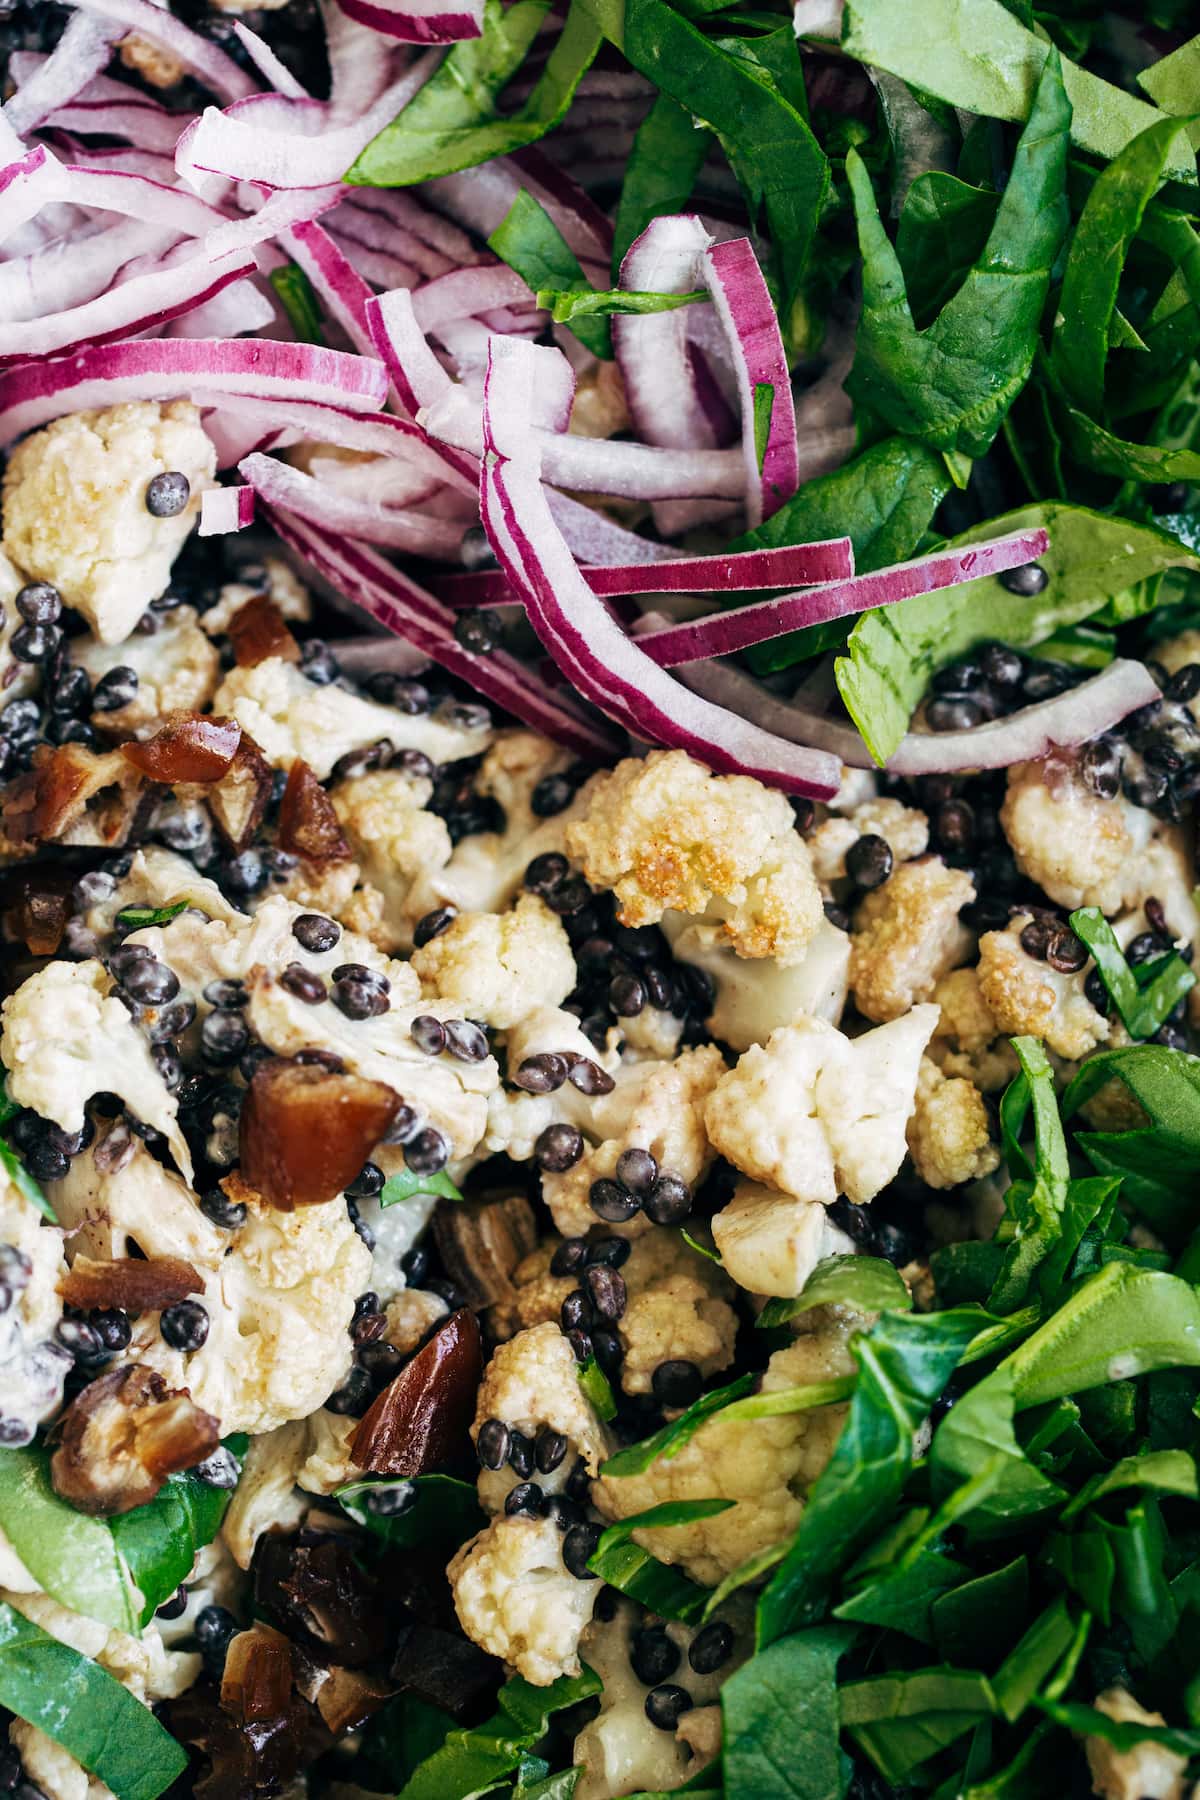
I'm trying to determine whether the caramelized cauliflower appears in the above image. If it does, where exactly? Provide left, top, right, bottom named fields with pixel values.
left=711, top=1180, right=855, bottom=1298
left=447, top=1511, right=598, bottom=1686
left=1083, top=1688, right=1187, bottom=1800
left=332, top=766, right=452, bottom=950
left=906, top=1057, right=999, bottom=1190
left=850, top=858, right=975, bottom=1021
left=472, top=1323, right=609, bottom=1501
left=977, top=916, right=1111, bottom=1060
left=1, top=402, right=215, bottom=644
left=665, top=913, right=851, bottom=1053
left=483, top=1006, right=622, bottom=1164
left=929, top=968, right=1017, bottom=1092
left=1000, top=753, right=1152, bottom=914
left=567, top=750, right=823, bottom=962
left=808, top=797, right=929, bottom=886
left=614, top=1230, right=737, bottom=1396
left=411, top=895, right=577, bottom=1030
left=704, top=1010, right=937, bottom=1206
left=71, top=606, right=220, bottom=736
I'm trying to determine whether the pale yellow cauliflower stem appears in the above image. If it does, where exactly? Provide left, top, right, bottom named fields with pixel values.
left=2, top=401, right=215, bottom=644
left=567, top=750, right=823, bottom=962
left=1001, top=752, right=1152, bottom=913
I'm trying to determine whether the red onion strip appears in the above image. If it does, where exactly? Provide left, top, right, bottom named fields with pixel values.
left=199, top=484, right=255, bottom=536
left=282, top=218, right=377, bottom=357
left=702, top=235, right=799, bottom=526
left=437, top=537, right=856, bottom=607
left=239, top=452, right=467, bottom=558
left=68, top=0, right=259, bottom=102
left=614, top=215, right=735, bottom=456
left=2, top=13, right=119, bottom=138
left=412, top=266, right=536, bottom=331
left=231, top=23, right=311, bottom=98
left=335, top=0, right=485, bottom=43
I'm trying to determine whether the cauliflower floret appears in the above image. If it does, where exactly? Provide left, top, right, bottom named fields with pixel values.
left=705, top=1009, right=937, bottom=1206
left=1084, top=1688, right=1187, bottom=1800
left=850, top=858, right=975, bottom=1022
left=48, top=1149, right=371, bottom=1435
left=906, top=1057, right=998, bottom=1190
left=70, top=606, right=220, bottom=735
left=614, top=1230, right=737, bottom=1396
left=567, top=750, right=823, bottom=963
left=0, top=959, right=191, bottom=1182
left=541, top=1045, right=725, bottom=1241
left=0, top=551, right=38, bottom=715
left=1000, top=753, right=1153, bottom=914
left=807, top=797, right=929, bottom=887
left=221, top=1422, right=308, bottom=1569
left=385, top=1285, right=450, bottom=1352
left=447, top=1511, right=597, bottom=1686
left=85, top=847, right=245, bottom=938
left=619, top=1005, right=685, bottom=1059
left=332, top=766, right=452, bottom=951
left=929, top=968, right=1017, bottom=1092
left=977, top=915, right=1110, bottom=1061
left=212, top=655, right=488, bottom=777
left=483, top=1007, right=622, bottom=1164
left=711, top=1180, right=855, bottom=1299
left=2, top=402, right=215, bottom=644
left=472, top=1324, right=609, bottom=1495
left=0, top=1168, right=70, bottom=1445
left=411, top=895, right=576, bottom=1030
left=665, top=913, right=850, bottom=1053
left=573, top=1601, right=732, bottom=1800
left=592, top=1317, right=858, bottom=1585
left=202, top=556, right=312, bottom=636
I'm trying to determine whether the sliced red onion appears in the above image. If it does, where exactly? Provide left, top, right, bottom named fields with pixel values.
left=545, top=490, right=679, bottom=567
left=412, top=266, right=535, bottom=332
left=68, top=0, right=258, bottom=102
left=325, top=231, right=420, bottom=294
left=0, top=146, right=64, bottom=249
left=45, top=103, right=190, bottom=157
left=439, top=537, right=855, bottom=608
left=481, top=337, right=841, bottom=797
left=282, top=218, right=378, bottom=357
left=703, top=235, right=799, bottom=526
left=614, top=216, right=736, bottom=456
left=0, top=338, right=388, bottom=447
left=199, top=484, right=255, bottom=536
left=239, top=452, right=467, bottom=557
left=51, top=163, right=231, bottom=237
left=264, top=501, right=623, bottom=759
left=426, top=155, right=610, bottom=267
left=2, top=14, right=119, bottom=138
left=338, top=184, right=484, bottom=271
left=366, top=285, right=453, bottom=413
left=507, top=145, right=614, bottom=260
left=335, top=0, right=484, bottom=43
left=681, top=657, right=1161, bottom=775
left=167, top=278, right=279, bottom=337
left=636, top=529, right=1050, bottom=667
left=191, top=390, right=477, bottom=491
left=232, top=23, right=311, bottom=98
left=0, top=217, right=178, bottom=324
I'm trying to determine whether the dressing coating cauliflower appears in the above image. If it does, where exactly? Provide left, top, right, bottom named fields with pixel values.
left=213, top=655, right=487, bottom=777
left=447, top=1511, right=597, bottom=1686
left=592, top=1316, right=858, bottom=1586
left=906, top=1057, right=999, bottom=1190
left=1, top=402, right=215, bottom=644
left=472, top=1323, right=609, bottom=1492
left=612, top=1230, right=737, bottom=1395
left=929, top=968, right=1017, bottom=1092
left=977, top=916, right=1110, bottom=1060
left=705, top=1010, right=937, bottom=1206
left=850, top=858, right=975, bottom=1021
left=0, top=1168, right=70, bottom=1444
left=0, top=959, right=190, bottom=1182
left=1000, top=754, right=1153, bottom=914
left=0, top=550, right=38, bottom=715
left=1083, top=1688, right=1187, bottom=1800
left=711, top=1180, right=855, bottom=1298
left=808, top=797, right=929, bottom=886
left=484, top=1007, right=622, bottom=1164
left=71, top=606, right=220, bottom=734
left=332, top=766, right=452, bottom=951
left=566, top=750, right=823, bottom=962
left=411, top=895, right=576, bottom=1029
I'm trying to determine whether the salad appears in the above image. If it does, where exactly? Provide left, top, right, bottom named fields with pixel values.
left=0, top=0, right=1199, bottom=1796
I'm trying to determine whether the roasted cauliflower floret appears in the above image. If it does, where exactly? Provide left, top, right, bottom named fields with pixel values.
left=0, top=550, right=38, bottom=715
left=332, top=766, right=453, bottom=951
left=808, top=797, right=929, bottom=886
left=0, top=1168, right=70, bottom=1445
left=0, top=959, right=190, bottom=1181
left=929, top=968, right=1017, bottom=1092
left=411, top=895, right=577, bottom=1030
left=1000, top=753, right=1152, bottom=914
left=472, top=1323, right=609, bottom=1498
left=977, top=915, right=1110, bottom=1061
left=202, top=556, right=312, bottom=636
left=484, top=1006, right=622, bottom=1164
left=704, top=1010, right=936, bottom=1206
left=711, top=1180, right=855, bottom=1299
left=906, top=1057, right=999, bottom=1190
left=567, top=750, right=823, bottom=963
left=447, top=1511, right=597, bottom=1686
left=1, top=401, right=215, bottom=644
left=665, top=913, right=851, bottom=1053
left=592, top=1317, right=858, bottom=1586
left=213, top=655, right=488, bottom=777
left=850, top=858, right=975, bottom=1022
left=541, top=1045, right=725, bottom=1241
left=71, top=606, right=220, bottom=735
left=1084, top=1688, right=1187, bottom=1800
left=614, top=1230, right=737, bottom=1396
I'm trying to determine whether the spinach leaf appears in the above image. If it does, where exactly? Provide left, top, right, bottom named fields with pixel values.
left=0, top=1601, right=187, bottom=1800
left=269, top=265, right=325, bottom=347
left=700, top=1541, right=789, bottom=1623
left=987, top=1038, right=1071, bottom=1312
left=489, top=190, right=611, bottom=359
left=1068, top=908, right=1196, bottom=1040
left=1036, top=1696, right=1200, bottom=1756
left=844, top=52, right=1069, bottom=458
left=587, top=1500, right=731, bottom=1621
left=1008, top=1261, right=1200, bottom=1405
left=721, top=1624, right=853, bottom=1800
left=1060, top=1448, right=1198, bottom=1522
left=1139, top=33, right=1200, bottom=149
left=895, top=171, right=999, bottom=328
left=577, top=1355, right=617, bottom=1421
left=357, top=1693, right=456, bottom=1795
left=1051, top=118, right=1192, bottom=419
left=835, top=503, right=1200, bottom=765
left=380, top=1167, right=463, bottom=1206
left=1043, top=1526, right=1116, bottom=1620
left=581, top=0, right=828, bottom=317
left=109, top=1453, right=243, bottom=1625
left=757, top=1309, right=980, bottom=1646
left=931, top=1558, right=1029, bottom=1665
left=842, top=0, right=1195, bottom=178
left=600, top=1374, right=755, bottom=1477
left=839, top=1667, right=995, bottom=1784
left=397, top=1668, right=602, bottom=1800
left=612, top=92, right=713, bottom=278
left=0, top=1447, right=138, bottom=1633
left=990, top=1596, right=1082, bottom=1722
left=0, top=1140, right=54, bottom=1224
left=932, top=1364, right=1066, bottom=1532
left=752, top=383, right=774, bottom=476
left=1102, top=1495, right=1177, bottom=1660
left=537, top=287, right=707, bottom=322
left=348, top=0, right=599, bottom=187
left=336, top=1474, right=485, bottom=1550
left=1062, top=1047, right=1200, bottom=1245
left=113, top=900, right=189, bottom=932
left=757, top=1254, right=912, bottom=1329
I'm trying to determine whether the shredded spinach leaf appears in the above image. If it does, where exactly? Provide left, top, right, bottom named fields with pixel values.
left=380, top=1167, right=463, bottom=1206
left=113, top=900, right=189, bottom=932
left=587, top=1499, right=732, bottom=1620
left=612, top=92, right=713, bottom=277
left=721, top=1625, right=853, bottom=1800
left=489, top=190, right=612, bottom=358
left=267, top=265, right=325, bottom=347
left=336, top=1474, right=485, bottom=1550
left=537, top=286, right=707, bottom=322
left=1069, top=908, right=1196, bottom=1041
left=396, top=1668, right=602, bottom=1800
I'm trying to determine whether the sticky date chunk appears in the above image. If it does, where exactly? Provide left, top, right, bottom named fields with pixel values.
left=277, top=759, right=351, bottom=866
left=51, top=1363, right=219, bottom=1515
left=391, top=1622, right=500, bottom=1722
left=351, top=1308, right=482, bottom=1477
left=60, top=1254, right=202, bottom=1313
left=227, top=595, right=300, bottom=669
left=207, top=735, right=274, bottom=852
left=239, top=1057, right=399, bottom=1210
left=3, top=744, right=138, bottom=846
left=122, top=714, right=242, bottom=784
left=253, top=1531, right=392, bottom=1668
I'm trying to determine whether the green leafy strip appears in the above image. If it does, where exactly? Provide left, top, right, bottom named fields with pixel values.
left=612, top=91, right=712, bottom=278
left=587, top=1499, right=732, bottom=1622
left=1036, top=1696, right=1200, bottom=1756
left=0, top=1140, right=54, bottom=1224
left=1139, top=32, right=1200, bottom=149
left=380, top=1167, right=463, bottom=1207
left=348, top=0, right=599, bottom=187
left=987, top=1037, right=1071, bottom=1312
left=268, top=264, right=325, bottom=346
left=1063, top=1046, right=1200, bottom=1248
left=840, top=1667, right=996, bottom=1784
left=337, top=1474, right=485, bottom=1551
left=722, top=1625, right=853, bottom=1800
left=113, top=900, right=188, bottom=933
left=489, top=190, right=611, bottom=360
left=600, top=1374, right=755, bottom=1477
left=757, top=1253, right=912, bottom=1329
left=751, top=383, right=775, bottom=478
left=536, top=286, right=707, bottom=323
left=1069, top=908, right=1196, bottom=1042
left=0, top=1601, right=187, bottom=1800
left=396, top=1668, right=602, bottom=1800
left=578, top=1355, right=617, bottom=1421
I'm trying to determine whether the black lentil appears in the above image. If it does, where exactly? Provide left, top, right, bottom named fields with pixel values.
left=504, top=1481, right=545, bottom=1517
left=444, top=1019, right=488, bottom=1062
left=652, top=1359, right=703, bottom=1408
left=645, top=1685, right=692, bottom=1730
left=563, top=1522, right=602, bottom=1578
left=536, top=1123, right=584, bottom=1172
left=413, top=907, right=456, bottom=948
left=160, top=1301, right=209, bottom=1352
left=405, top=1127, right=449, bottom=1174
left=145, top=471, right=191, bottom=517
